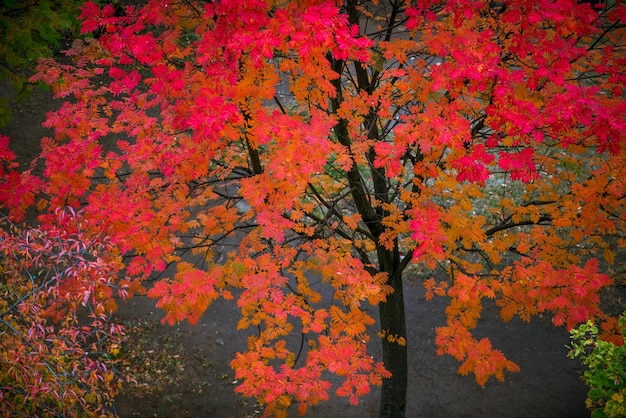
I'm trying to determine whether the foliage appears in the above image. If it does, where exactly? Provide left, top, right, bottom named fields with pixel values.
left=4, top=0, right=625, bottom=416
left=0, top=206, right=128, bottom=417
left=568, top=313, right=626, bottom=418
left=0, top=0, right=88, bottom=126
left=0, top=0, right=121, bottom=127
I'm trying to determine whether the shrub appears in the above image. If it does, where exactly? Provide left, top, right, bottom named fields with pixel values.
left=0, top=208, right=127, bottom=416
left=568, top=313, right=626, bottom=418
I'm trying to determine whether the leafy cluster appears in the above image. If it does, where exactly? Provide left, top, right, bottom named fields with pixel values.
left=0, top=207, right=127, bottom=417
left=568, top=314, right=626, bottom=418
left=0, top=0, right=88, bottom=126
left=1, top=0, right=624, bottom=416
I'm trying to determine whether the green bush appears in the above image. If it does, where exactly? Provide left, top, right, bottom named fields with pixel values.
left=568, top=313, right=626, bottom=418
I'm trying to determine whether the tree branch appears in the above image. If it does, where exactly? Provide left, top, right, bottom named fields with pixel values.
left=485, top=215, right=553, bottom=237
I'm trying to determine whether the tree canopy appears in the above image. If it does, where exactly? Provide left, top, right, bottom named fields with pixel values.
left=1, top=0, right=624, bottom=416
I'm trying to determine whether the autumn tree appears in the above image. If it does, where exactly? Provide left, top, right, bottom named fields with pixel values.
left=6, top=0, right=625, bottom=416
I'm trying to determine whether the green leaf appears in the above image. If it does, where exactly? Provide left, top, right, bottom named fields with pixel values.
left=590, top=408, right=607, bottom=418
left=589, top=388, right=607, bottom=402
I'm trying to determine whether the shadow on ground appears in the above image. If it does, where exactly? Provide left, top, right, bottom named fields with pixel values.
left=110, top=275, right=593, bottom=418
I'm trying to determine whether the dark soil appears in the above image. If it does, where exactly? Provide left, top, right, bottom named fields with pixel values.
left=3, top=82, right=622, bottom=418
left=107, top=279, right=593, bottom=418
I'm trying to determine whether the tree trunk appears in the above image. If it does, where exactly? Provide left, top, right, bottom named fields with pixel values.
left=378, top=250, right=408, bottom=418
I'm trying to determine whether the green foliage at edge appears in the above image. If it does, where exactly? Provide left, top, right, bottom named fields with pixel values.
left=0, top=0, right=85, bottom=127
left=568, top=313, right=626, bottom=418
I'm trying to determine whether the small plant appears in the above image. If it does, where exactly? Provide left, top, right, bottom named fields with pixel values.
left=568, top=314, right=626, bottom=418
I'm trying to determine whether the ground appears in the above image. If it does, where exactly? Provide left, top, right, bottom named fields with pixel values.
left=2, top=82, right=623, bottom=418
